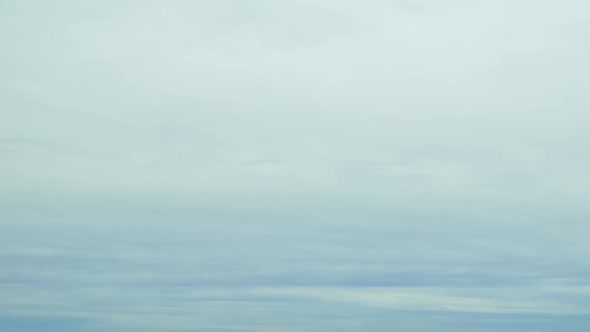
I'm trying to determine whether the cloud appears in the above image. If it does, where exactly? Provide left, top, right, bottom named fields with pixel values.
left=2, top=0, right=590, bottom=331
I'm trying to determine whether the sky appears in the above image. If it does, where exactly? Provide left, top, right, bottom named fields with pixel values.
left=2, top=0, right=590, bottom=331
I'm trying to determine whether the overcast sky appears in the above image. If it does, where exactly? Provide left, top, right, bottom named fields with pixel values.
left=2, top=0, right=590, bottom=331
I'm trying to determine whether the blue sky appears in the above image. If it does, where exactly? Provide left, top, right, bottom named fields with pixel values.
left=2, top=0, right=590, bottom=331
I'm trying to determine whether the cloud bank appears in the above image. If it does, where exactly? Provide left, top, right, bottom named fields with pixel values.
left=2, top=0, right=590, bottom=331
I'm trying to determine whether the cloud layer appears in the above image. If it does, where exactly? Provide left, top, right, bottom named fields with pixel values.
left=2, top=0, right=590, bottom=331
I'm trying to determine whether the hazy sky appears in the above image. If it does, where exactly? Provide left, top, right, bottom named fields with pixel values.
left=2, top=0, right=590, bottom=331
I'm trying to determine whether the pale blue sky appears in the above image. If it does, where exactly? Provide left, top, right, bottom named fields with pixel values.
left=2, top=0, right=590, bottom=331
